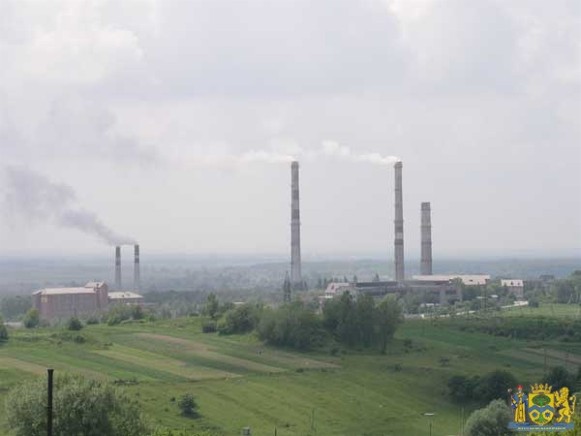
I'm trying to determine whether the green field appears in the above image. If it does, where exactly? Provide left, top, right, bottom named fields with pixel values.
left=0, top=315, right=579, bottom=436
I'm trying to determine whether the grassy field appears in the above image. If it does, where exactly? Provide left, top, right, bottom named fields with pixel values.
left=0, top=314, right=579, bottom=435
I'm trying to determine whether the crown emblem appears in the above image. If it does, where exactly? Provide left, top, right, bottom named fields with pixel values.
left=530, top=383, right=552, bottom=394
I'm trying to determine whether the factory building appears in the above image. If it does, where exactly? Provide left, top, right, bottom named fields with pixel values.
left=33, top=282, right=144, bottom=320
left=33, top=244, right=144, bottom=320
left=33, top=282, right=109, bottom=320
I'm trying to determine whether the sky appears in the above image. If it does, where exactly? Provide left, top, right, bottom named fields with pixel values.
left=0, top=0, right=580, bottom=259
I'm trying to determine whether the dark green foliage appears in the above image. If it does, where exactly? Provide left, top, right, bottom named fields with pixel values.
left=177, top=393, right=198, bottom=417
left=23, top=308, right=39, bottom=328
left=464, top=399, right=513, bottom=436
left=322, top=293, right=403, bottom=352
left=0, top=295, right=32, bottom=320
left=447, top=375, right=480, bottom=402
left=544, top=366, right=576, bottom=390
left=448, top=370, right=516, bottom=404
left=0, top=315, right=8, bottom=341
left=218, top=304, right=260, bottom=335
left=204, top=294, right=220, bottom=320
left=106, top=305, right=147, bottom=325
left=66, top=317, right=83, bottom=331
left=201, top=320, right=217, bottom=333
left=131, top=305, right=145, bottom=320
left=451, top=316, right=581, bottom=341
left=257, top=302, right=324, bottom=350
left=475, top=370, right=517, bottom=404
left=86, top=316, right=100, bottom=325
left=6, top=373, right=150, bottom=436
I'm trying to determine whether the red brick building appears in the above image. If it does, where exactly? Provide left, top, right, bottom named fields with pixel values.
left=33, top=282, right=109, bottom=320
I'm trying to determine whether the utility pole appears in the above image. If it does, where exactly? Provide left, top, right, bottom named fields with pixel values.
left=47, top=368, right=54, bottom=436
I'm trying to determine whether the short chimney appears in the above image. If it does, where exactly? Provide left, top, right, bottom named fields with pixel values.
left=420, top=202, right=433, bottom=275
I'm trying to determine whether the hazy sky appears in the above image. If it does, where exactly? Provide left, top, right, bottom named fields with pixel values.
left=0, top=0, right=580, bottom=259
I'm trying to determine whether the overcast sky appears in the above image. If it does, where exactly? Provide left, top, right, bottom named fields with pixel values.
left=0, top=0, right=579, bottom=260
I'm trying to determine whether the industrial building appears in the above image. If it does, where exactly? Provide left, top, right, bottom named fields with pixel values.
left=33, top=282, right=109, bottom=320
left=33, top=244, right=143, bottom=320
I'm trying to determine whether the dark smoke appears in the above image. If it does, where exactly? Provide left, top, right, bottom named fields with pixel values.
left=2, top=166, right=134, bottom=245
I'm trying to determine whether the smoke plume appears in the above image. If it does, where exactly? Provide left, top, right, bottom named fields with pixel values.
left=2, top=166, right=134, bottom=245
left=321, top=140, right=400, bottom=165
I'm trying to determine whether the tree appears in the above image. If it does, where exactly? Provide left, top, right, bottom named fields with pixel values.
left=376, top=296, right=403, bottom=353
left=544, top=366, right=576, bottom=391
left=6, top=373, right=150, bottom=436
left=475, top=370, right=517, bottom=404
left=0, top=315, right=8, bottom=341
left=218, top=304, right=259, bottom=335
left=464, top=399, right=513, bottom=436
left=447, top=375, right=480, bottom=402
left=23, top=308, right=40, bottom=328
left=204, top=294, right=219, bottom=320
left=177, top=393, right=198, bottom=417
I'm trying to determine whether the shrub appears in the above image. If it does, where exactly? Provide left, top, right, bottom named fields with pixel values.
left=177, top=394, right=198, bottom=418
left=201, top=320, right=217, bottom=333
left=86, top=316, right=99, bottom=325
left=6, top=373, right=150, bottom=436
left=0, top=322, right=7, bottom=342
left=23, top=309, right=40, bottom=329
left=464, top=399, right=512, bottom=436
left=67, top=317, right=83, bottom=331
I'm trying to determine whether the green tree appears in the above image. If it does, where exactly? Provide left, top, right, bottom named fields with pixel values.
left=464, top=399, right=513, bottom=436
left=6, top=373, right=150, bottom=436
left=66, top=317, right=83, bottom=331
left=0, top=315, right=8, bottom=341
left=177, top=393, right=198, bottom=417
left=376, top=296, right=403, bottom=353
left=204, top=294, right=219, bottom=321
left=447, top=375, right=480, bottom=402
left=23, top=308, right=40, bottom=328
left=218, top=304, right=259, bottom=335
left=544, top=366, right=576, bottom=390
left=475, top=370, right=517, bottom=404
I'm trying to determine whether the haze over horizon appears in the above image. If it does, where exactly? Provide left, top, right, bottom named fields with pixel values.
left=1, top=0, right=579, bottom=259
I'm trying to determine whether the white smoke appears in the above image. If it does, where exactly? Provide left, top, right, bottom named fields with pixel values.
left=2, top=166, right=134, bottom=245
left=321, top=140, right=401, bottom=165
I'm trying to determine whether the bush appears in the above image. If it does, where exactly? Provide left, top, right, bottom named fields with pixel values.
left=447, top=375, right=480, bottom=402
left=475, top=370, right=517, bottom=404
left=464, top=399, right=512, bottom=436
left=544, top=366, right=576, bottom=391
left=177, top=393, right=198, bottom=418
left=201, top=320, right=217, bottom=333
left=67, top=317, right=83, bottom=331
left=257, top=302, right=324, bottom=350
left=0, top=316, right=8, bottom=341
left=6, top=373, right=150, bottom=436
left=86, top=316, right=99, bottom=325
left=23, top=308, right=40, bottom=329
left=218, top=304, right=259, bottom=335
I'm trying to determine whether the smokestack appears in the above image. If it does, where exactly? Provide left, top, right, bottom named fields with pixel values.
left=394, top=162, right=405, bottom=282
left=115, top=246, right=121, bottom=290
left=133, top=244, right=140, bottom=291
left=420, top=202, right=433, bottom=275
left=290, top=161, right=302, bottom=288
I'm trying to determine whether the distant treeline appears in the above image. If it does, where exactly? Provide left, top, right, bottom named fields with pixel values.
left=202, top=292, right=403, bottom=352
left=449, top=316, right=581, bottom=341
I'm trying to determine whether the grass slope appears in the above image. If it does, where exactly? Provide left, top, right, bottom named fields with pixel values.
left=0, top=313, right=578, bottom=435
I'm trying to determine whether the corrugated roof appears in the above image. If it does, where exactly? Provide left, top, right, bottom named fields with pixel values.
left=33, top=287, right=96, bottom=296
left=108, top=292, right=143, bottom=300
left=412, top=275, right=490, bottom=285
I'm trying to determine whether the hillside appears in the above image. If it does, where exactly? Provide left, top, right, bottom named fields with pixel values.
left=0, top=309, right=579, bottom=435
